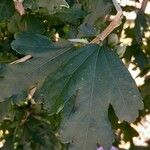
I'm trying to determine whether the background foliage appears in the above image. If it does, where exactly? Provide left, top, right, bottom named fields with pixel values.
left=0, top=0, right=150, bottom=150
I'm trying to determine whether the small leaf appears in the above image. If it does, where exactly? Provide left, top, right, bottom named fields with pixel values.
left=12, top=32, right=54, bottom=55
left=23, top=0, right=39, bottom=10
left=26, top=15, right=46, bottom=34
left=81, top=0, right=112, bottom=26
left=134, top=12, right=147, bottom=44
left=38, top=0, right=69, bottom=15
left=54, top=4, right=86, bottom=25
left=7, top=13, right=26, bottom=33
left=0, top=98, right=12, bottom=119
left=0, top=0, right=15, bottom=21
left=78, top=23, right=97, bottom=38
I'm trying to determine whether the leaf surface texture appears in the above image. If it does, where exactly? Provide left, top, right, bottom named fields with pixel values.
left=0, top=32, right=143, bottom=149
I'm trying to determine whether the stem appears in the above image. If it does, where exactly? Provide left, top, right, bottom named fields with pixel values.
left=140, top=0, right=148, bottom=12
left=90, top=0, right=123, bottom=44
left=10, top=55, right=32, bottom=64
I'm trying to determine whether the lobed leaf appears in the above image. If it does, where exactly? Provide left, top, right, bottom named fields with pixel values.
left=0, top=32, right=143, bottom=149
left=0, top=32, right=73, bottom=116
left=38, top=44, right=143, bottom=149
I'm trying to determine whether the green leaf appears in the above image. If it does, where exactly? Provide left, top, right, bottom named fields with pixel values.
left=0, top=32, right=72, bottom=117
left=0, top=32, right=143, bottom=149
left=134, top=12, right=147, bottom=44
left=54, top=4, right=86, bottom=25
left=78, top=23, right=97, bottom=38
left=0, top=0, right=15, bottom=21
left=7, top=13, right=26, bottom=33
left=23, top=0, right=39, bottom=10
left=38, top=0, right=69, bottom=15
left=81, top=0, right=112, bottom=26
left=0, top=38, right=18, bottom=64
left=12, top=32, right=54, bottom=55
left=38, top=44, right=143, bottom=149
left=78, top=0, right=112, bottom=37
left=0, top=97, right=12, bottom=119
left=26, top=15, right=46, bottom=34
left=24, top=118, right=52, bottom=149
left=140, top=78, right=150, bottom=98
left=1, top=110, right=60, bottom=150
left=134, top=47, right=149, bottom=70
left=8, top=13, right=45, bottom=34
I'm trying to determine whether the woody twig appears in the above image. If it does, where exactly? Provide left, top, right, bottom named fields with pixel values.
left=90, top=0, right=123, bottom=44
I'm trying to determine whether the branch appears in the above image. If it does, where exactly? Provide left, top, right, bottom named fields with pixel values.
left=90, top=0, right=123, bottom=44
left=140, top=0, right=148, bottom=12
left=27, top=87, right=37, bottom=104
left=13, top=0, right=25, bottom=16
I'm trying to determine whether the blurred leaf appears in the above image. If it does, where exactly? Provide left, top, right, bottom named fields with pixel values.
left=66, top=0, right=75, bottom=6
left=115, top=45, right=126, bottom=58
left=0, top=38, right=19, bottom=63
left=8, top=13, right=46, bottom=34
left=24, top=118, right=52, bottom=149
left=134, top=12, right=147, bottom=44
left=78, top=0, right=112, bottom=38
left=54, top=4, right=86, bottom=25
left=0, top=0, right=15, bottom=21
left=140, top=78, right=150, bottom=98
left=0, top=98, right=12, bottom=119
left=7, top=13, right=27, bottom=33
left=38, top=0, right=69, bottom=15
left=78, top=23, right=97, bottom=38
left=124, top=43, right=149, bottom=70
left=1, top=109, right=61, bottom=150
left=0, top=32, right=143, bottom=149
left=134, top=46, right=149, bottom=70
left=80, top=0, right=112, bottom=26
left=142, top=95, right=150, bottom=113
left=26, top=15, right=45, bottom=34
left=0, top=52, right=18, bottom=63
left=139, top=78, right=150, bottom=115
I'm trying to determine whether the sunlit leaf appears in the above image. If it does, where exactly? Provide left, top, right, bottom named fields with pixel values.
left=7, top=13, right=26, bottom=33
left=54, top=4, right=86, bottom=25
left=80, top=0, right=112, bottom=26
left=0, top=32, right=143, bottom=149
